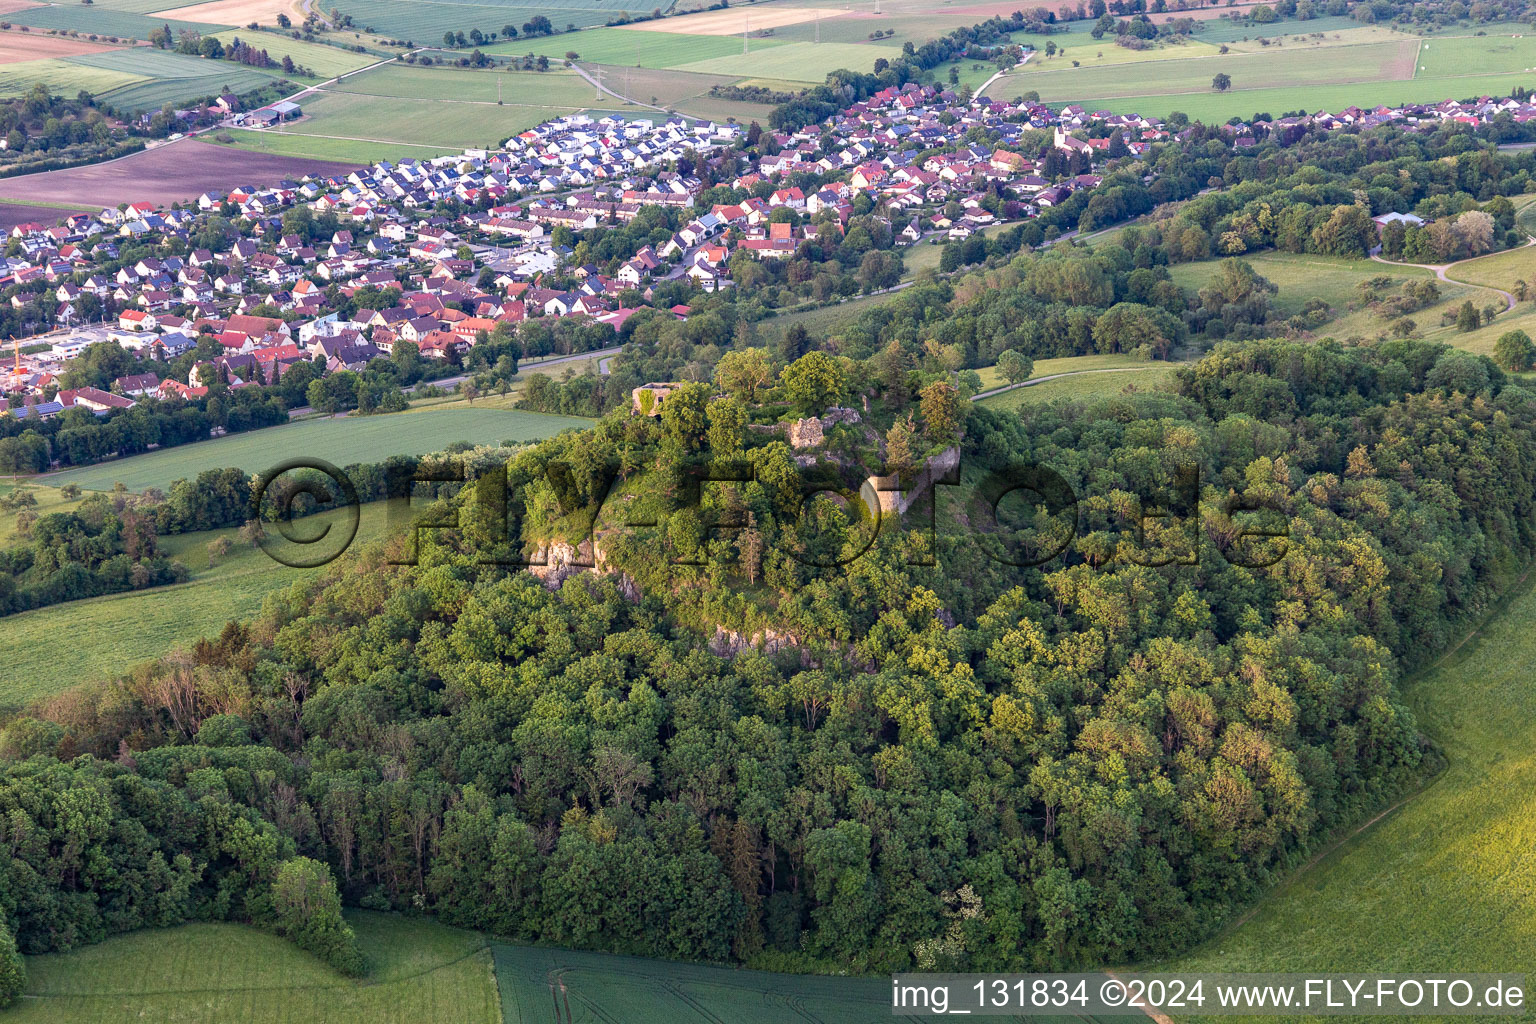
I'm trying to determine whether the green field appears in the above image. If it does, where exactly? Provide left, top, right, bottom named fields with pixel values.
left=1414, top=29, right=1536, bottom=76
left=44, top=406, right=592, bottom=493
left=1166, top=252, right=1437, bottom=320
left=997, top=38, right=1416, bottom=104
left=1445, top=241, right=1536, bottom=294
left=6, top=5, right=217, bottom=39
left=0, top=504, right=403, bottom=706
left=0, top=58, right=145, bottom=99
left=485, top=25, right=784, bottom=67
left=279, top=90, right=575, bottom=148
left=11, top=913, right=499, bottom=1024
left=223, top=129, right=444, bottom=162
left=974, top=353, right=1154, bottom=391
left=306, top=0, right=636, bottom=47
left=494, top=945, right=890, bottom=1023
left=1165, top=573, right=1536, bottom=1020
left=328, top=64, right=591, bottom=102
left=672, top=41, right=901, bottom=82
left=978, top=365, right=1178, bottom=410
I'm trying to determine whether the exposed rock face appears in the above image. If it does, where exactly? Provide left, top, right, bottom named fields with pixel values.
left=787, top=417, right=824, bottom=448
left=864, top=445, right=962, bottom=517
left=529, top=537, right=605, bottom=588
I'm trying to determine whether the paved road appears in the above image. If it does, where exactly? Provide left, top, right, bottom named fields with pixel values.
left=1371, top=236, right=1535, bottom=313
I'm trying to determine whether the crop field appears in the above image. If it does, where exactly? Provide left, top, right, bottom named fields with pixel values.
left=147, top=0, right=293, bottom=26
left=583, top=64, right=739, bottom=110
left=977, top=365, right=1178, bottom=410
left=0, top=502, right=402, bottom=705
left=0, top=29, right=126, bottom=60
left=0, top=56, right=145, bottom=97
left=0, top=139, right=359, bottom=207
left=211, top=29, right=382, bottom=77
left=328, top=64, right=590, bottom=103
left=623, top=3, right=844, bottom=35
left=494, top=946, right=891, bottom=1023
left=293, top=0, right=640, bottom=48
left=278, top=90, right=576, bottom=148
left=4, top=4, right=214, bottom=38
left=488, top=25, right=785, bottom=67
left=671, top=40, right=901, bottom=81
left=44, top=406, right=592, bottom=493
left=223, top=128, right=441, bottom=162
left=1165, top=573, right=1536, bottom=1017
left=10, top=914, right=499, bottom=1024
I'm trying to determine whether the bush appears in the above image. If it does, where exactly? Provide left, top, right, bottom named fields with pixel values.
left=0, top=918, right=22, bottom=1008
left=269, top=858, right=364, bottom=976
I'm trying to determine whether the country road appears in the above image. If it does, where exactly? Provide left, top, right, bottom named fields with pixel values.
left=287, top=344, right=621, bottom=418
left=973, top=365, right=1160, bottom=401
left=1371, top=235, right=1536, bottom=313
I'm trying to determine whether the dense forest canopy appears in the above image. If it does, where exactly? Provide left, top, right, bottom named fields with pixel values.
left=2, top=335, right=1532, bottom=975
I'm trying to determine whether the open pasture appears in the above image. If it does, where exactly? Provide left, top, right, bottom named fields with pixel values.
left=1164, top=574, right=1536, bottom=1019
left=44, top=406, right=592, bottom=493
left=1001, top=38, right=1418, bottom=103
left=494, top=945, right=890, bottom=1024
left=978, top=365, right=1177, bottom=411
left=1414, top=30, right=1536, bottom=77
left=9, top=914, right=499, bottom=1024
left=0, top=502, right=399, bottom=705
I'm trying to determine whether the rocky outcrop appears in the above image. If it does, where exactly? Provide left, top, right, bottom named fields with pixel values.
left=865, top=445, right=961, bottom=517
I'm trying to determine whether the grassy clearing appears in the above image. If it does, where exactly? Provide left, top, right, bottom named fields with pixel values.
left=0, top=501, right=403, bottom=706
left=978, top=365, right=1178, bottom=411
left=494, top=945, right=890, bottom=1024
left=43, top=406, right=592, bottom=493
left=1446, top=243, right=1536, bottom=294
left=0, top=483, right=84, bottom=546
left=12, top=912, right=499, bottom=1024
left=974, top=353, right=1155, bottom=391
left=1166, top=252, right=1436, bottom=320
left=1162, top=573, right=1536, bottom=1019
